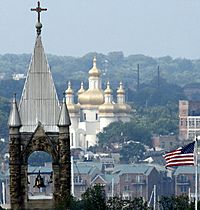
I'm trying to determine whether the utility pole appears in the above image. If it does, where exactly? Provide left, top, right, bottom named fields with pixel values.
left=137, top=64, right=140, bottom=92
left=157, top=65, right=160, bottom=89
left=133, top=64, right=140, bottom=92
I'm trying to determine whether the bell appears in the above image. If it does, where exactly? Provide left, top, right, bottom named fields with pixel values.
left=33, top=170, right=46, bottom=188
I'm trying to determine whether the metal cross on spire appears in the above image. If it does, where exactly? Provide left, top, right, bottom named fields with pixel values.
left=31, top=1, right=47, bottom=36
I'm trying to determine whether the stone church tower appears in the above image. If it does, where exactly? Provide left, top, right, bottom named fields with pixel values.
left=8, top=2, right=71, bottom=209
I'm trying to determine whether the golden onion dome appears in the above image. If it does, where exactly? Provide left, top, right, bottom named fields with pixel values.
left=104, top=81, right=112, bottom=95
left=66, top=103, right=80, bottom=114
left=99, top=82, right=116, bottom=113
left=78, top=89, right=104, bottom=106
left=116, top=103, right=132, bottom=114
left=88, top=57, right=101, bottom=77
left=65, top=81, right=74, bottom=95
left=78, top=82, right=85, bottom=95
left=117, top=82, right=125, bottom=95
left=99, top=103, right=116, bottom=114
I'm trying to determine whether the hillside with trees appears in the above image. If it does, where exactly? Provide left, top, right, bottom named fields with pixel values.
left=1, top=52, right=200, bottom=88
left=0, top=52, right=198, bottom=148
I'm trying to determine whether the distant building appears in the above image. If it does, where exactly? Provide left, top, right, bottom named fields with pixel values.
left=113, top=164, right=160, bottom=201
left=66, top=57, right=132, bottom=149
left=73, top=162, right=102, bottom=199
left=174, top=166, right=200, bottom=199
left=0, top=73, right=6, bottom=80
left=1, top=161, right=175, bottom=205
left=179, top=100, right=200, bottom=140
left=152, top=134, right=179, bottom=151
left=12, top=73, right=26, bottom=80
left=74, top=162, right=173, bottom=201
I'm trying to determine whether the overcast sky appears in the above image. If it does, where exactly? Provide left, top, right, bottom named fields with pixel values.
left=0, top=0, right=200, bottom=59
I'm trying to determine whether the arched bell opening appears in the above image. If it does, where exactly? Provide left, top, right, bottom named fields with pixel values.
left=27, top=151, right=53, bottom=200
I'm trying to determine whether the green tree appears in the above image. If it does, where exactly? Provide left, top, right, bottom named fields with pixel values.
left=159, top=195, right=196, bottom=210
left=128, top=197, right=150, bottom=210
left=120, top=142, right=145, bottom=163
left=97, top=121, right=152, bottom=149
left=107, top=197, right=151, bottom=210
left=81, top=185, right=106, bottom=210
left=107, top=196, right=125, bottom=210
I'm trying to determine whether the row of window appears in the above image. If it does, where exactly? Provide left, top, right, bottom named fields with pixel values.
left=180, top=118, right=200, bottom=128
left=124, top=174, right=144, bottom=183
left=80, top=113, right=98, bottom=121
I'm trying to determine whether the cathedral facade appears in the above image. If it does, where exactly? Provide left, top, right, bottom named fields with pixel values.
left=65, top=57, right=132, bottom=149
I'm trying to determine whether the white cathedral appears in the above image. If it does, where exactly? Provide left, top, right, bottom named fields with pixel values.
left=65, top=57, right=132, bottom=149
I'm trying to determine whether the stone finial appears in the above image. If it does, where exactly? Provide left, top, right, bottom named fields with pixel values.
left=8, top=94, right=22, bottom=128
left=58, top=98, right=71, bottom=127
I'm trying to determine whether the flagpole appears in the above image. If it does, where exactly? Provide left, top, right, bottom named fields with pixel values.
left=195, top=137, right=198, bottom=210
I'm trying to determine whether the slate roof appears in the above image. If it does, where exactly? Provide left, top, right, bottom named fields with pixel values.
left=73, top=162, right=100, bottom=175
left=174, top=166, right=200, bottom=176
left=113, top=164, right=155, bottom=176
left=19, top=36, right=60, bottom=132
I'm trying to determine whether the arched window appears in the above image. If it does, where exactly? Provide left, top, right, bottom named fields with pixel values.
left=27, top=151, right=53, bottom=199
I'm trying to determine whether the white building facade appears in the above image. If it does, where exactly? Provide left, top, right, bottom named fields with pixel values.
left=65, top=57, right=132, bottom=149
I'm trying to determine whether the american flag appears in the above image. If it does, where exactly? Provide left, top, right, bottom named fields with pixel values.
left=164, top=141, right=195, bottom=168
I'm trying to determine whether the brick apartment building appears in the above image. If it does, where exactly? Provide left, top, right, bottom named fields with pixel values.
left=179, top=100, right=200, bottom=140
left=174, top=166, right=200, bottom=199
left=0, top=162, right=175, bottom=205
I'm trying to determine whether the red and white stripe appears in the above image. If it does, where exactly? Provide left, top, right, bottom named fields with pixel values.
left=164, top=148, right=194, bottom=168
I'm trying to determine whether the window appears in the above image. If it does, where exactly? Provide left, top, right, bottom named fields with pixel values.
left=196, top=119, right=200, bottom=128
left=189, top=118, right=195, bottom=128
left=179, top=175, right=187, bottom=182
left=180, top=118, right=186, bottom=126
left=96, top=113, right=98, bottom=120
left=136, top=175, right=143, bottom=183
left=124, top=185, right=130, bottom=191
left=84, top=113, right=86, bottom=121
left=188, top=131, right=195, bottom=140
left=180, top=186, right=187, bottom=193
left=125, top=174, right=129, bottom=182
left=74, top=176, right=82, bottom=183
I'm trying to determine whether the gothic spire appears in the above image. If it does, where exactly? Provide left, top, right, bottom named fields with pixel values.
left=19, top=36, right=60, bottom=132
left=8, top=94, right=22, bottom=128
left=58, top=98, right=71, bottom=127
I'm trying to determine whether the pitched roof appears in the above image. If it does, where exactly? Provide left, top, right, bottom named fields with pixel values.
left=113, top=164, right=155, bottom=176
left=174, top=166, right=200, bottom=175
left=19, top=36, right=60, bottom=132
left=73, top=162, right=101, bottom=175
